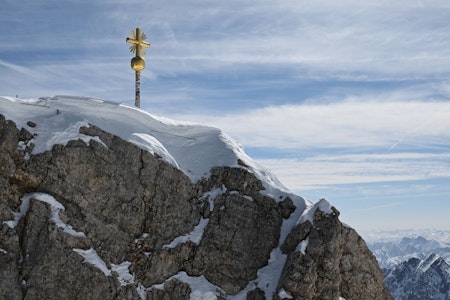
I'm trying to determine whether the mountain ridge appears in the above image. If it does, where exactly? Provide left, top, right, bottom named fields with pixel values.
left=0, top=95, right=287, bottom=191
left=0, top=95, right=391, bottom=299
left=368, top=234, right=450, bottom=269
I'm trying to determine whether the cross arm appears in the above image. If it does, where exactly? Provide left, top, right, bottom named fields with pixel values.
left=126, top=38, right=150, bottom=48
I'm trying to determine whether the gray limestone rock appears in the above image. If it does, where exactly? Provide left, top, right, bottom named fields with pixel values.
left=146, top=279, right=191, bottom=300
left=0, top=113, right=392, bottom=299
left=187, top=190, right=282, bottom=294
left=277, top=207, right=392, bottom=300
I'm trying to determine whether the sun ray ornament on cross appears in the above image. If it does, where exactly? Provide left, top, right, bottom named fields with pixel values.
left=126, top=27, right=150, bottom=108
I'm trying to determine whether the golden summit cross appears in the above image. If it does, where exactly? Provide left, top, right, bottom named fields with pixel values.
left=126, top=27, right=150, bottom=108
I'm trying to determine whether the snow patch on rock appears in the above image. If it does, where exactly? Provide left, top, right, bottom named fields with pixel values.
left=3, top=192, right=85, bottom=237
left=72, top=248, right=112, bottom=276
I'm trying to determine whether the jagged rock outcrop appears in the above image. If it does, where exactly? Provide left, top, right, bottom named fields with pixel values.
left=279, top=207, right=391, bottom=299
left=1, top=115, right=198, bottom=299
left=0, top=113, right=391, bottom=299
left=186, top=167, right=284, bottom=294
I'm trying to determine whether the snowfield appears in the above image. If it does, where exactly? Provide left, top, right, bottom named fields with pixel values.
left=0, top=95, right=286, bottom=192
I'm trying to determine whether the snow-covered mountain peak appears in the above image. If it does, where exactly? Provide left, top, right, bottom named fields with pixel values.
left=367, top=232, right=450, bottom=269
left=418, top=253, right=442, bottom=272
left=384, top=253, right=450, bottom=299
left=0, top=94, right=392, bottom=299
left=0, top=95, right=288, bottom=196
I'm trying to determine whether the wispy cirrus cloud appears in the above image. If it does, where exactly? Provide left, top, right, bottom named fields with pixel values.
left=2, top=0, right=450, bottom=105
left=172, top=94, right=450, bottom=151
left=168, top=91, right=450, bottom=193
left=135, top=0, right=450, bottom=79
left=258, top=152, right=450, bottom=191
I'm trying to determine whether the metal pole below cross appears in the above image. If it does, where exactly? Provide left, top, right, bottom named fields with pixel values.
left=135, top=71, right=141, bottom=108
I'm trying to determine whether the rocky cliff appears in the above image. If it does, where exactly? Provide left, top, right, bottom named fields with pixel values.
left=0, top=100, right=391, bottom=299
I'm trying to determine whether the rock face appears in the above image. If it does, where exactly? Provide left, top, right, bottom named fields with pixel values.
left=279, top=207, right=391, bottom=299
left=0, top=114, right=392, bottom=299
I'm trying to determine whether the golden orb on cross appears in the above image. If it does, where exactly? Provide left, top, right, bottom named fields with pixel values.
left=131, top=56, right=145, bottom=71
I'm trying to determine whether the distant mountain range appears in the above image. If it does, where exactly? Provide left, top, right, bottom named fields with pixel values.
left=367, top=233, right=450, bottom=299
left=368, top=235, right=450, bottom=269
left=384, top=253, right=450, bottom=300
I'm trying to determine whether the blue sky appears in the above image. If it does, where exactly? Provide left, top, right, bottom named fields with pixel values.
left=1, top=0, right=450, bottom=232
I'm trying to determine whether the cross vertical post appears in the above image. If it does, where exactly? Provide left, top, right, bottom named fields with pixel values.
left=126, top=27, right=150, bottom=108
left=135, top=71, right=141, bottom=108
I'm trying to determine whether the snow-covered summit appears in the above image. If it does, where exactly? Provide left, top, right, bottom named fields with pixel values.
left=1, top=96, right=392, bottom=299
left=0, top=95, right=286, bottom=194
